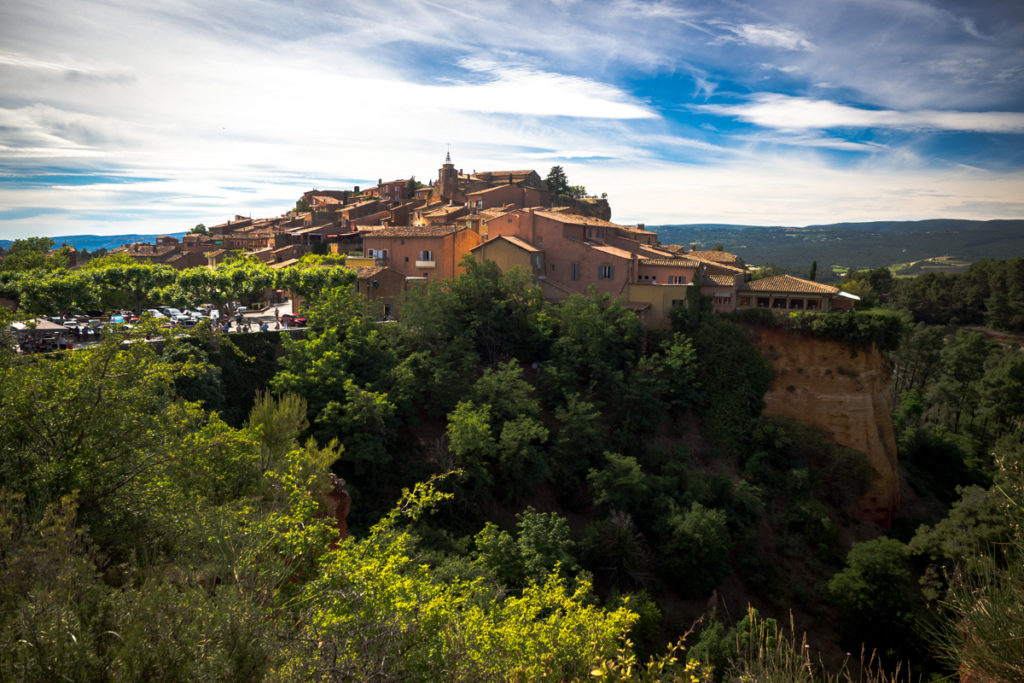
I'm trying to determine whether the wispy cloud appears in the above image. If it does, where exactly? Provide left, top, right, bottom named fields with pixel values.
left=0, top=0, right=1022, bottom=239
left=699, top=94, right=1024, bottom=133
left=714, top=23, right=816, bottom=51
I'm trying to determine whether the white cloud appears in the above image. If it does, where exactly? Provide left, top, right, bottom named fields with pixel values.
left=0, top=0, right=1022, bottom=240
left=699, top=94, right=1024, bottom=133
left=583, top=156, right=1024, bottom=227
left=716, top=23, right=816, bottom=51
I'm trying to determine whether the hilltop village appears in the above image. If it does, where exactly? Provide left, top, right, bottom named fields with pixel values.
left=113, top=155, right=858, bottom=327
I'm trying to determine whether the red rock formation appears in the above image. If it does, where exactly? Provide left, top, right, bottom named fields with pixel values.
left=323, top=473, right=352, bottom=540
left=750, top=325, right=900, bottom=525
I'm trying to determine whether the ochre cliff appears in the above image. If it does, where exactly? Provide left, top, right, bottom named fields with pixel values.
left=749, top=325, right=900, bottom=525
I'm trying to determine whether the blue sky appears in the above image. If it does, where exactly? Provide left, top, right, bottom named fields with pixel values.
left=1, top=0, right=1023, bottom=239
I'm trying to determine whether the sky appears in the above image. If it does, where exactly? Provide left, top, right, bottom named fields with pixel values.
left=1, top=0, right=1023, bottom=239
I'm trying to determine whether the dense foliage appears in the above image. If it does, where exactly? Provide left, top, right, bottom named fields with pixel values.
left=890, top=257, right=1024, bottom=331
left=3, top=249, right=1023, bottom=680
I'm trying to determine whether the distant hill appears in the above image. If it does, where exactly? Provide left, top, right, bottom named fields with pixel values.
left=651, top=219, right=1024, bottom=279
left=0, top=232, right=187, bottom=253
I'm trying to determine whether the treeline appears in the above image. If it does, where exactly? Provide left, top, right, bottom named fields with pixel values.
left=0, top=249, right=354, bottom=317
left=889, top=257, right=1024, bottom=331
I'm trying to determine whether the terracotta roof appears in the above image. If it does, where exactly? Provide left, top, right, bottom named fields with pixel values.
left=742, top=275, right=839, bottom=295
left=640, top=258, right=700, bottom=268
left=366, top=225, right=461, bottom=238
left=311, top=195, right=345, bottom=205
left=702, top=273, right=738, bottom=286
left=354, top=266, right=386, bottom=278
left=425, top=204, right=466, bottom=217
left=591, top=244, right=636, bottom=260
left=479, top=207, right=516, bottom=221
left=689, top=250, right=740, bottom=263
left=532, top=210, right=625, bottom=228
left=291, top=224, right=334, bottom=234
left=337, top=200, right=377, bottom=212
left=466, top=184, right=516, bottom=197
left=701, top=261, right=747, bottom=274
left=471, top=170, right=536, bottom=182
left=637, top=246, right=677, bottom=259
left=472, top=234, right=541, bottom=253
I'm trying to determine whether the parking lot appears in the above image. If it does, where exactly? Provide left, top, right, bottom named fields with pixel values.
left=8, top=300, right=305, bottom=354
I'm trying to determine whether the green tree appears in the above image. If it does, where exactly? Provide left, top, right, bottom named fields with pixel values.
left=751, top=263, right=785, bottom=280
left=474, top=507, right=578, bottom=588
left=828, top=537, right=921, bottom=659
left=925, top=329, right=990, bottom=434
left=659, top=502, right=731, bottom=595
left=0, top=237, right=59, bottom=272
left=190, top=223, right=207, bottom=234
left=808, top=260, right=817, bottom=281
left=587, top=452, right=650, bottom=513
left=545, top=165, right=569, bottom=197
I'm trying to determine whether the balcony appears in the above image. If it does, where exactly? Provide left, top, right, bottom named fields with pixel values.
left=415, top=260, right=436, bottom=269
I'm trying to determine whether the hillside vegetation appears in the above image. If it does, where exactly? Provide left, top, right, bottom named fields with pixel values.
left=1, top=254, right=1023, bottom=680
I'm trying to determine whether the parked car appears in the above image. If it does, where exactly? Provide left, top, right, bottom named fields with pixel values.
left=280, top=314, right=307, bottom=327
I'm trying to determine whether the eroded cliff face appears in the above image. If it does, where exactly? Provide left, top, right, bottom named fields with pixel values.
left=750, top=326, right=900, bottom=525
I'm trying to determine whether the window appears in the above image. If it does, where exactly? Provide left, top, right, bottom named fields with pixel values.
left=598, top=264, right=614, bottom=280
left=671, top=299, right=686, bottom=308
left=419, top=249, right=433, bottom=261
left=571, top=263, right=580, bottom=281
left=668, top=275, right=686, bottom=284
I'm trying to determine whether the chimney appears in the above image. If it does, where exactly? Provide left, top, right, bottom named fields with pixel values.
left=691, top=242, right=697, bottom=252
left=637, top=223, right=645, bottom=231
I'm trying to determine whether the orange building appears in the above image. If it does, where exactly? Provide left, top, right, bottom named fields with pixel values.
left=361, top=225, right=483, bottom=280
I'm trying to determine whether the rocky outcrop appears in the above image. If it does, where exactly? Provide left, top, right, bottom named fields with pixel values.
left=749, top=326, right=900, bottom=525
left=552, top=197, right=611, bottom=221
